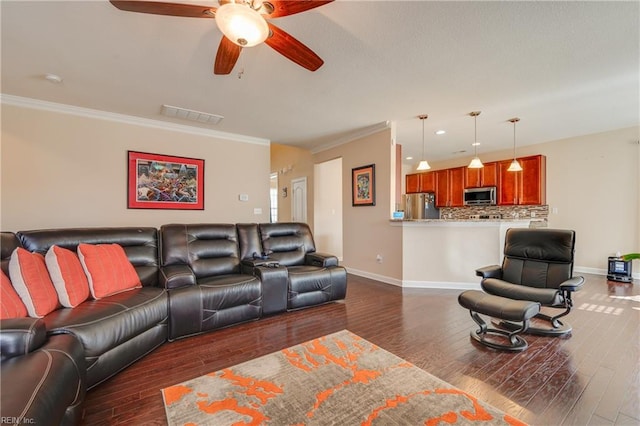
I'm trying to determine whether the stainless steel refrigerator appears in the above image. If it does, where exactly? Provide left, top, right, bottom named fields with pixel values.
left=403, top=193, right=440, bottom=219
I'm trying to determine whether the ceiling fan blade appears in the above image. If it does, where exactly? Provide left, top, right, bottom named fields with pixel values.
left=109, top=1, right=215, bottom=18
left=263, top=0, right=334, bottom=19
left=265, top=23, right=323, bottom=71
left=214, top=36, right=242, bottom=75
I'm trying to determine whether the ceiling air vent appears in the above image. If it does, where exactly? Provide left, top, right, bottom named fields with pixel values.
left=161, top=104, right=224, bottom=125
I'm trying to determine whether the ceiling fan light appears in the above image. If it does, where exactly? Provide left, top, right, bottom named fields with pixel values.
left=215, top=2, right=269, bottom=47
left=468, top=157, right=484, bottom=169
left=507, top=159, right=523, bottom=172
left=416, top=160, right=431, bottom=171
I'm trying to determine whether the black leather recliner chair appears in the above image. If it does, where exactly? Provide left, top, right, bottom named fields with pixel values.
left=258, top=222, right=347, bottom=310
left=476, top=228, right=585, bottom=336
left=159, top=223, right=263, bottom=340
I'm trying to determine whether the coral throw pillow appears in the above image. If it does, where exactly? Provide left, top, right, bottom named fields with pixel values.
left=1, top=270, right=28, bottom=319
left=46, top=245, right=90, bottom=308
left=77, top=243, right=142, bottom=299
left=9, top=248, right=60, bottom=318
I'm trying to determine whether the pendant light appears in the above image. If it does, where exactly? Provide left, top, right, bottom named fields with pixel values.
left=416, top=114, right=431, bottom=171
left=468, top=111, right=484, bottom=169
left=507, top=117, right=523, bottom=172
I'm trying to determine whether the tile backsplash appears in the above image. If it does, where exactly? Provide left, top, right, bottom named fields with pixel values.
left=440, top=205, right=549, bottom=221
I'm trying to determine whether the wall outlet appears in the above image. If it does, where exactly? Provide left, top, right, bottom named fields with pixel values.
left=253, top=207, right=262, bottom=215
left=376, top=254, right=383, bottom=263
left=531, top=211, right=536, bottom=218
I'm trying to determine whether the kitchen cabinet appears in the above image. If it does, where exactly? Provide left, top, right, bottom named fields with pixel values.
left=498, top=155, right=546, bottom=205
left=406, top=174, right=420, bottom=193
left=435, top=167, right=465, bottom=207
left=464, top=162, right=498, bottom=188
left=405, top=172, right=435, bottom=194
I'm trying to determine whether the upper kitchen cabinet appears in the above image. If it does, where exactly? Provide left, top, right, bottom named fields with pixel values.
left=498, top=155, right=546, bottom=205
left=406, top=172, right=436, bottom=194
left=435, top=167, right=465, bottom=207
left=464, top=162, right=498, bottom=188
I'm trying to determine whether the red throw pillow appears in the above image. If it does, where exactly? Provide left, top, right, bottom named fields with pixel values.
left=1, top=270, right=28, bottom=319
left=9, top=248, right=60, bottom=318
left=77, top=243, right=142, bottom=299
left=45, top=245, right=90, bottom=308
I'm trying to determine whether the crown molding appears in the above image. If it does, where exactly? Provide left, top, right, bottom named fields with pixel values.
left=0, top=94, right=270, bottom=146
left=310, top=121, right=392, bottom=154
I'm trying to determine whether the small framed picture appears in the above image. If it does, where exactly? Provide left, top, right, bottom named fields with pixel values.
left=127, top=151, right=204, bottom=210
left=352, top=164, right=375, bottom=206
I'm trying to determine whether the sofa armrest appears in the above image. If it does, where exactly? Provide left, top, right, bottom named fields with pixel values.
left=0, top=318, right=47, bottom=361
left=476, top=265, right=502, bottom=279
left=241, top=259, right=281, bottom=274
left=253, top=265, right=289, bottom=315
left=305, top=252, right=339, bottom=268
left=559, top=276, right=585, bottom=292
left=160, top=265, right=196, bottom=290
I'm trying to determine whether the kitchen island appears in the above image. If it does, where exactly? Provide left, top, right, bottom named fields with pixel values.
left=390, top=219, right=538, bottom=288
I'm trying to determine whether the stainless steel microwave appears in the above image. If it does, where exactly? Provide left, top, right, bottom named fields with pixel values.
left=464, top=187, right=496, bottom=206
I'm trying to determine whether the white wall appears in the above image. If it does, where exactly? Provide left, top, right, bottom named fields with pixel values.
left=0, top=101, right=271, bottom=230
left=313, top=129, right=403, bottom=284
left=314, top=158, right=343, bottom=259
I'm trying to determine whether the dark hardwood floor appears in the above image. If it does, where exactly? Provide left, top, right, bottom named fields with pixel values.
left=81, top=273, right=640, bottom=425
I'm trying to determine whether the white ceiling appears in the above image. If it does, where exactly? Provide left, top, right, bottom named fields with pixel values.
left=2, top=1, right=639, bottom=165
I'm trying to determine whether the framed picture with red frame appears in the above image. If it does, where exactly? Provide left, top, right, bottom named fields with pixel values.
left=127, top=151, right=204, bottom=210
left=352, top=163, right=375, bottom=206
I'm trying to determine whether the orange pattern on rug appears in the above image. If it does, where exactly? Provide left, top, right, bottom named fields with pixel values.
left=162, top=330, right=527, bottom=426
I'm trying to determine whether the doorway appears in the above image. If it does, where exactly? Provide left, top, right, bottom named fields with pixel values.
left=291, top=177, right=307, bottom=223
left=314, top=158, right=343, bottom=260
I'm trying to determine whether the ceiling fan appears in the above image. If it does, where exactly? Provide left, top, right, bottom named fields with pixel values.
left=110, top=0, right=333, bottom=75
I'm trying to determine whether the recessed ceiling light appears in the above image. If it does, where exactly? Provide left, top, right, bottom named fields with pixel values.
left=472, top=142, right=481, bottom=146
left=405, top=156, right=413, bottom=160
left=44, top=73, right=63, bottom=84
left=435, top=130, right=446, bottom=135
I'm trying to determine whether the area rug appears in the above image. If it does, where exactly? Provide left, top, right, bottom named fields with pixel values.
left=162, top=330, right=526, bottom=426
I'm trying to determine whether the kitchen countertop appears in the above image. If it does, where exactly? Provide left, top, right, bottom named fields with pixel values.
left=390, top=218, right=546, bottom=226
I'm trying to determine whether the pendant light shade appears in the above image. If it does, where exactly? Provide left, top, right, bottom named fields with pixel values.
left=416, top=160, right=430, bottom=171
left=468, top=111, right=484, bottom=169
left=507, top=117, right=523, bottom=172
left=416, top=114, right=431, bottom=171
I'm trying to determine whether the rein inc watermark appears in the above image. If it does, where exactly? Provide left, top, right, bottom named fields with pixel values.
left=1, top=417, right=35, bottom=424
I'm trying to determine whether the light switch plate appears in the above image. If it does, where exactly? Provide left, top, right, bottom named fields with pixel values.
left=239, top=194, right=249, bottom=202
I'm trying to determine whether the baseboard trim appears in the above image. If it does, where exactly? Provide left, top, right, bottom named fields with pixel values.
left=401, top=280, right=481, bottom=290
left=345, top=268, right=480, bottom=290
left=345, top=268, right=403, bottom=287
left=347, top=266, right=639, bottom=288
left=575, top=265, right=640, bottom=280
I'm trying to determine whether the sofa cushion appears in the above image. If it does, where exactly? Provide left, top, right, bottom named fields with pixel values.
left=258, top=222, right=317, bottom=267
left=77, top=243, right=142, bottom=299
left=9, top=248, right=59, bottom=318
left=1, top=270, right=27, bottom=319
left=45, top=245, right=90, bottom=308
left=42, top=287, right=167, bottom=366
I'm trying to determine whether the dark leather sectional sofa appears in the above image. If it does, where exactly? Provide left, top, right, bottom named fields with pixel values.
left=0, top=222, right=347, bottom=425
